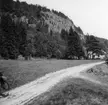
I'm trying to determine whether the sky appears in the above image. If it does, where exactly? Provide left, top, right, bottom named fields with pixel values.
left=19, top=0, right=108, bottom=39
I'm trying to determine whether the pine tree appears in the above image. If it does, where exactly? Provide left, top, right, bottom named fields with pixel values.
left=66, top=27, right=84, bottom=59
left=0, top=14, right=19, bottom=59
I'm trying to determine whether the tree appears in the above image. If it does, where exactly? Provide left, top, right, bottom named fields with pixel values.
left=85, top=35, right=103, bottom=59
left=66, top=27, right=76, bottom=58
left=73, top=32, right=85, bottom=59
left=0, top=14, right=19, bottom=59
left=16, top=22, right=28, bottom=59
left=66, top=27, right=85, bottom=59
left=0, top=13, right=28, bottom=59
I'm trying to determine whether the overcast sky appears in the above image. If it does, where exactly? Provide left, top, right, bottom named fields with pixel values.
left=19, top=0, right=108, bottom=39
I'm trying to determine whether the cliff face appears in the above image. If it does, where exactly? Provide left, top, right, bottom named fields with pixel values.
left=42, top=11, right=85, bottom=40
left=43, top=11, right=74, bottom=32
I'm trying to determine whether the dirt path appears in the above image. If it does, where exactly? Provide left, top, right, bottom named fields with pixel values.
left=0, top=61, right=104, bottom=105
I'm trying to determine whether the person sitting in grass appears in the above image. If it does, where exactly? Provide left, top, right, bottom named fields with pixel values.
left=0, top=72, right=9, bottom=97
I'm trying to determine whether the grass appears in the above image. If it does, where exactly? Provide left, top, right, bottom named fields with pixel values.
left=29, top=78, right=108, bottom=105
left=0, top=59, right=100, bottom=90
left=81, top=63, right=108, bottom=85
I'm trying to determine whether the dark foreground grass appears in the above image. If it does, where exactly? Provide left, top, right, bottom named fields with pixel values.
left=0, top=59, right=100, bottom=90
left=29, top=78, right=108, bottom=105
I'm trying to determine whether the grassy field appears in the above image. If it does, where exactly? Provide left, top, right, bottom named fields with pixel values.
left=29, top=77, right=108, bottom=105
left=0, top=59, right=100, bottom=90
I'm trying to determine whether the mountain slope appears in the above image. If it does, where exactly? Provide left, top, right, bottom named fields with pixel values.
left=0, top=0, right=108, bottom=59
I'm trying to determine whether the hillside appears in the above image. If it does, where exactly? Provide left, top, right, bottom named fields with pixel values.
left=0, top=0, right=108, bottom=60
left=10, top=0, right=85, bottom=39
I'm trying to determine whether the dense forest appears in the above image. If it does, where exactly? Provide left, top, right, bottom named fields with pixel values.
left=0, top=0, right=107, bottom=60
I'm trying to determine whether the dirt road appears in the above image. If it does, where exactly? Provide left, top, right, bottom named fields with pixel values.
left=0, top=61, right=104, bottom=105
